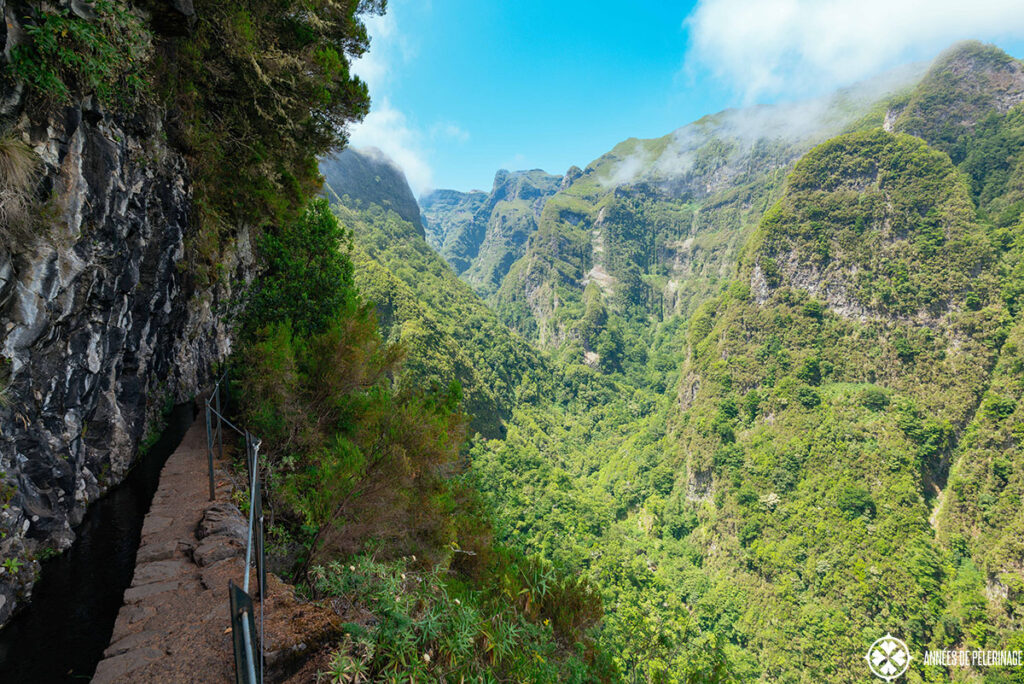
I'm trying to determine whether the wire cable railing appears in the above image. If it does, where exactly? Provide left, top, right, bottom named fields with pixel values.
left=205, top=372, right=265, bottom=684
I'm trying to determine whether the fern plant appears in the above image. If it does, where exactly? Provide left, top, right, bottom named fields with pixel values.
left=8, top=0, right=151, bottom=109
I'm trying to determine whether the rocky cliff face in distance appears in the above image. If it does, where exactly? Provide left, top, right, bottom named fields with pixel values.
left=421, top=168, right=562, bottom=297
left=320, top=146, right=426, bottom=237
left=420, top=188, right=488, bottom=273
left=0, top=4, right=252, bottom=626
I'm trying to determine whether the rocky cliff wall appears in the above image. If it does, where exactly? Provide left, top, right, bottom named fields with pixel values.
left=0, top=7, right=252, bottom=624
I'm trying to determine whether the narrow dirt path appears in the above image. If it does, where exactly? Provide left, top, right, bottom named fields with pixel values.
left=91, top=419, right=247, bottom=683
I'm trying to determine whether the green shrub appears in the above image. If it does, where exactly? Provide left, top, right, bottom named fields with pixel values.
left=836, top=484, right=875, bottom=518
left=311, top=554, right=607, bottom=682
left=239, top=307, right=465, bottom=572
left=860, top=386, right=890, bottom=411
left=802, top=299, right=825, bottom=319
left=743, top=389, right=761, bottom=421
left=796, top=386, right=821, bottom=408
left=796, top=357, right=822, bottom=385
left=981, top=393, right=1016, bottom=421
left=239, top=199, right=470, bottom=574
left=245, top=198, right=354, bottom=337
left=9, top=0, right=151, bottom=108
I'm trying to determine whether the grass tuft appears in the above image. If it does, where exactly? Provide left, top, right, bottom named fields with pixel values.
left=0, top=134, right=42, bottom=253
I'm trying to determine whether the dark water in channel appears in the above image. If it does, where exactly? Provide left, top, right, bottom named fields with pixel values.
left=0, top=404, right=194, bottom=682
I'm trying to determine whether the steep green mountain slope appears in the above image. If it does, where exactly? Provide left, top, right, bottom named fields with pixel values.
left=323, top=153, right=547, bottom=439
left=890, top=41, right=1024, bottom=161
left=319, top=40, right=1024, bottom=683
left=421, top=168, right=563, bottom=296
left=484, top=65, right=925, bottom=361
left=420, top=188, right=488, bottom=263
left=466, top=42, right=1024, bottom=682
left=663, top=127, right=1010, bottom=680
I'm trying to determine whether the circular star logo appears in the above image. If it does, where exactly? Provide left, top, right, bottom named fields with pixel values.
left=865, top=633, right=911, bottom=681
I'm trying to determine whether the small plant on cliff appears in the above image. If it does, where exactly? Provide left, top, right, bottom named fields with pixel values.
left=0, top=478, right=15, bottom=509
left=8, top=0, right=151, bottom=109
left=2, top=557, right=24, bottom=575
left=34, top=546, right=60, bottom=562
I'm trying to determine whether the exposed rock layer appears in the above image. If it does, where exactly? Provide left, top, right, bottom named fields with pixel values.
left=0, top=4, right=252, bottom=625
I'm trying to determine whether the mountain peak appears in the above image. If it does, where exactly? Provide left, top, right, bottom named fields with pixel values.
left=936, top=40, right=1020, bottom=71
left=490, top=168, right=561, bottom=203
left=320, top=147, right=426, bottom=236
left=890, top=41, right=1024, bottom=158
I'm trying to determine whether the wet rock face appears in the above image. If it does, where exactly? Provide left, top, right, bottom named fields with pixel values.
left=0, top=94, right=252, bottom=624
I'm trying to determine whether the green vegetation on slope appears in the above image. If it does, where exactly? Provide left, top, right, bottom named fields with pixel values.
left=893, top=41, right=1024, bottom=161
left=756, top=129, right=995, bottom=320
left=8, top=0, right=151, bottom=109
left=422, top=168, right=563, bottom=298
left=468, top=43, right=1024, bottom=683
left=327, top=167, right=548, bottom=438
left=237, top=199, right=612, bottom=681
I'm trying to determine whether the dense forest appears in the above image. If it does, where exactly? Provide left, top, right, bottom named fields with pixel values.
left=324, top=41, right=1024, bottom=683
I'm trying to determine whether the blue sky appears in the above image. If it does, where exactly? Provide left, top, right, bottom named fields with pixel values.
left=348, top=0, right=1024, bottom=195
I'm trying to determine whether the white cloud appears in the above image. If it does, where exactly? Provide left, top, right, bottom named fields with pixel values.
left=607, top=151, right=650, bottom=186
left=353, top=11, right=402, bottom=92
left=349, top=99, right=434, bottom=195
left=345, top=3, right=468, bottom=194
left=600, top=63, right=925, bottom=189
left=348, top=6, right=433, bottom=194
left=685, top=0, right=1024, bottom=100
left=430, top=122, right=470, bottom=143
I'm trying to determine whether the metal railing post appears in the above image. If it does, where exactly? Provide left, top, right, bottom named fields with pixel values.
left=255, top=448, right=265, bottom=684
left=215, top=382, right=224, bottom=463
left=254, top=478, right=263, bottom=598
left=240, top=608, right=258, bottom=684
left=243, top=432, right=257, bottom=596
left=205, top=400, right=215, bottom=501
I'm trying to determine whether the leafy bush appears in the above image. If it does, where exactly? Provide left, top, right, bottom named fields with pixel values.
left=311, top=555, right=609, bottom=683
left=240, top=310, right=466, bottom=572
left=981, top=392, right=1016, bottom=421
left=245, top=198, right=354, bottom=337
left=796, top=357, right=822, bottom=385
left=860, top=386, right=890, bottom=411
left=836, top=485, right=875, bottom=518
left=796, top=386, right=821, bottom=408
